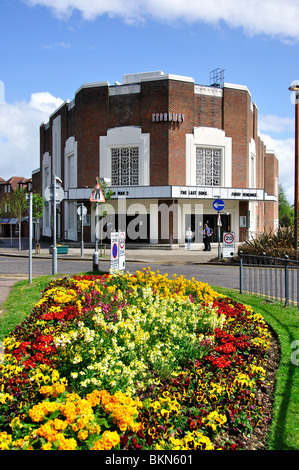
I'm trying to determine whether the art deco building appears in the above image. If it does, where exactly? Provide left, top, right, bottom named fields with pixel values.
left=36, top=71, right=278, bottom=245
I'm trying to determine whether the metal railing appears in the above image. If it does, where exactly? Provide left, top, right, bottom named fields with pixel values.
left=239, top=252, right=299, bottom=308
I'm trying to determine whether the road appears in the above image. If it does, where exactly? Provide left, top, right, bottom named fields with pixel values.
left=0, top=255, right=240, bottom=290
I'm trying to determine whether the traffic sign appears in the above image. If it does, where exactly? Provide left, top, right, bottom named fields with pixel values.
left=112, top=243, right=118, bottom=258
left=213, top=199, right=225, bottom=211
left=119, top=232, right=125, bottom=250
left=223, top=232, right=234, bottom=245
left=77, top=205, right=87, bottom=217
left=44, top=184, right=65, bottom=203
left=90, top=182, right=105, bottom=203
left=110, top=232, right=119, bottom=271
left=118, top=232, right=126, bottom=271
left=110, top=231, right=126, bottom=271
left=223, top=232, right=235, bottom=258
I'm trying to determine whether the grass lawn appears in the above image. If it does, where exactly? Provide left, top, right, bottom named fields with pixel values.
left=0, top=273, right=298, bottom=450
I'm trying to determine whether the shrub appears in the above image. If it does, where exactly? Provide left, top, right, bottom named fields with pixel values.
left=238, top=227, right=296, bottom=258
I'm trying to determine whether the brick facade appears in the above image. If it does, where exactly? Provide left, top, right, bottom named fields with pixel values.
left=37, top=71, right=279, bottom=245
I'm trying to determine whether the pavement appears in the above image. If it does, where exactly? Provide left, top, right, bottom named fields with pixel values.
left=0, top=237, right=238, bottom=306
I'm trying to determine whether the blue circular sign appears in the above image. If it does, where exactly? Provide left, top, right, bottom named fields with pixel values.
left=213, top=199, right=225, bottom=211
left=112, top=243, right=118, bottom=258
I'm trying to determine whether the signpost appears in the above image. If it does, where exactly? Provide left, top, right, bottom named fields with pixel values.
left=223, top=232, right=235, bottom=258
left=110, top=232, right=126, bottom=272
left=213, top=199, right=225, bottom=260
left=118, top=231, right=126, bottom=271
left=110, top=232, right=119, bottom=272
left=90, top=182, right=105, bottom=271
left=213, top=199, right=225, bottom=212
left=77, top=204, right=87, bottom=257
left=90, top=182, right=105, bottom=203
left=44, top=178, right=64, bottom=275
left=44, top=184, right=65, bottom=204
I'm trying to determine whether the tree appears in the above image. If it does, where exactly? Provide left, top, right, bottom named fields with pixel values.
left=279, top=184, right=294, bottom=227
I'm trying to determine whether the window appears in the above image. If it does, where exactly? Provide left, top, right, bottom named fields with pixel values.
left=196, top=147, right=221, bottom=186
left=250, top=153, right=255, bottom=187
left=66, top=154, right=75, bottom=189
left=67, top=202, right=76, bottom=230
left=111, top=147, right=139, bottom=186
left=44, top=204, right=49, bottom=228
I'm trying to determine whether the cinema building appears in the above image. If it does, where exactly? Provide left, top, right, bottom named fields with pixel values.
left=36, top=71, right=278, bottom=245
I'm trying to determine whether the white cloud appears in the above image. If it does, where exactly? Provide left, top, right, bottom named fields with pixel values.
left=259, top=114, right=294, bottom=134
left=259, top=114, right=296, bottom=203
left=0, top=92, right=64, bottom=179
left=0, top=81, right=4, bottom=105
left=42, top=41, right=71, bottom=50
left=29, top=92, right=64, bottom=114
left=25, top=0, right=299, bottom=41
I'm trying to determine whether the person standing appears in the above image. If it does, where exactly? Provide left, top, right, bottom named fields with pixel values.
left=203, top=223, right=213, bottom=251
left=186, top=226, right=193, bottom=249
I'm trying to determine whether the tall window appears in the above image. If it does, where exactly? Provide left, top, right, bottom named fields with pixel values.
left=196, top=147, right=221, bottom=186
left=111, top=147, right=139, bottom=186
left=66, top=154, right=75, bottom=189
left=67, top=202, right=76, bottom=231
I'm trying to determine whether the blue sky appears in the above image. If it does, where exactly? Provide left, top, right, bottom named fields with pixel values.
left=0, top=0, right=298, bottom=202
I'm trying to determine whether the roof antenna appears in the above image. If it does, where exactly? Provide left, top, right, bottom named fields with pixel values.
left=210, top=68, right=225, bottom=88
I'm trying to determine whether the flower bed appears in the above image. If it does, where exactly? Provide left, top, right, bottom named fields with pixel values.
left=0, top=269, right=272, bottom=450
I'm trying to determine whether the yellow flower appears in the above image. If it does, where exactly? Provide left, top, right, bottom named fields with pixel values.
left=91, top=431, right=120, bottom=450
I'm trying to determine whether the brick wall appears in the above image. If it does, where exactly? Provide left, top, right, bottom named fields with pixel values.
left=140, top=80, right=169, bottom=185
left=109, top=92, right=141, bottom=128
left=223, top=86, right=251, bottom=187
left=194, top=93, right=222, bottom=129
left=168, top=80, right=194, bottom=185
left=75, top=85, right=109, bottom=188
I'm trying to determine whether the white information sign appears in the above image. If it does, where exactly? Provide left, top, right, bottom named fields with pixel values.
left=110, top=232, right=126, bottom=271
left=223, top=232, right=235, bottom=258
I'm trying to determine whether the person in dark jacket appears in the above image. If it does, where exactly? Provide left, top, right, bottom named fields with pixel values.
left=203, top=223, right=213, bottom=251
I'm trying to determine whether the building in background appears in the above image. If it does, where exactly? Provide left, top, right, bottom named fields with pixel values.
left=35, top=71, right=279, bottom=245
left=0, top=176, right=32, bottom=237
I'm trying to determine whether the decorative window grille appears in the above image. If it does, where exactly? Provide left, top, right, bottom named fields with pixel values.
left=111, top=147, right=139, bottom=186
left=196, top=147, right=221, bottom=186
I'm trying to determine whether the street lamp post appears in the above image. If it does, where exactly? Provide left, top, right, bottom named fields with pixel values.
left=93, top=201, right=99, bottom=271
left=92, top=177, right=110, bottom=271
left=52, top=175, right=62, bottom=275
left=289, top=83, right=299, bottom=251
left=27, top=183, right=33, bottom=284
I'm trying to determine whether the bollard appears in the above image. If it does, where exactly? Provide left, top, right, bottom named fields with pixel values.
left=93, top=250, right=99, bottom=272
